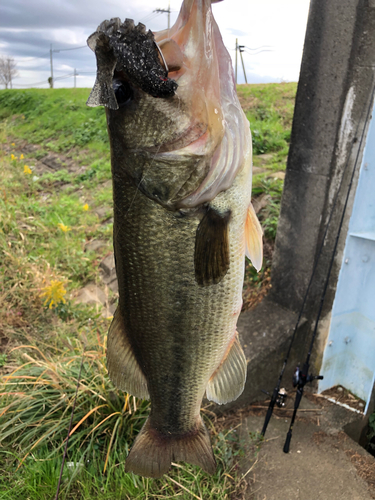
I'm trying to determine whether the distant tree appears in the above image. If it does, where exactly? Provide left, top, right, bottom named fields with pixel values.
left=0, top=56, right=18, bottom=89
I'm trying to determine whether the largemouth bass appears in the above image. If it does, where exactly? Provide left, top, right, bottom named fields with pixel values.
left=87, top=0, right=263, bottom=478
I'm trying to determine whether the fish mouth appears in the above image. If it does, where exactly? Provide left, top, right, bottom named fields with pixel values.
left=152, top=0, right=250, bottom=209
left=88, top=1, right=249, bottom=210
left=140, top=0, right=249, bottom=209
left=86, top=0, right=224, bottom=155
left=146, top=0, right=225, bottom=155
left=86, top=18, right=178, bottom=110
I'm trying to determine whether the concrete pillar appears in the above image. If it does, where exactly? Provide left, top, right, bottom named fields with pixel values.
left=271, top=0, right=375, bottom=319
left=232, top=0, right=375, bottom=410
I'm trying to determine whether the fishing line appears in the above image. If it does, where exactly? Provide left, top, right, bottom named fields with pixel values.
left=54, top=352, right=85, bottom=500
left=261, top=80, right=375, bottom=439
left=282, top=80, right=375, bottom=453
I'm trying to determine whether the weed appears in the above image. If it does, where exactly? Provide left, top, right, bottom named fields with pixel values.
left=0, top=89, right=107, bottom=154
left=76, top=166, right=97, bottom=182
left=252, top=178, right=284, bottom=240
left=238, top=82, right=296, bottom=157
left=40, top=280, right=67, bottom=309
left=0, top=328, right=245, bottom=499
left=0, top=84, right=296, bottom=497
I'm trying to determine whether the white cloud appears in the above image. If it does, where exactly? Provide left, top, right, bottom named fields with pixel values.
left=1, top=0, right=310, bottom=88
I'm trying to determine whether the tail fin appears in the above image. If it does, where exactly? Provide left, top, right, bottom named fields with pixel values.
left=125, top=417, right=216, bottom=478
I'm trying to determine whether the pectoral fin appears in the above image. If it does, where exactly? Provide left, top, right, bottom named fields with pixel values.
left=206, top=332, right=247, bottom=405
left=194, top=208, right=231, bottom=286
left=107, top=308, right=149, bottom=400
left=245, top=202, right=263, bottom=272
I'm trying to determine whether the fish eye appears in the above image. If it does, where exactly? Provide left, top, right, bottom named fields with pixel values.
left=113, top=78, right=134, bottom=108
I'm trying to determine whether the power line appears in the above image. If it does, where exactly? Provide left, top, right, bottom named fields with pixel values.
left=18, top=64, right=51, bottom=71
left=245, top=45, right=274, bottom=51
left=13, top=80, right=49, bottom=87
left=0, top=41, right=97, bottom=89
left=53, top=45, right=88, bottom=52
left=15, top=53, right=50, bottom=62
left=139, top=11, right=162, bottom=23
left=54, top=73, right=75, bottom=80
left=244, top=49, right=274, bottom=56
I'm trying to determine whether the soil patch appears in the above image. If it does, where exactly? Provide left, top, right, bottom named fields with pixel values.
left=321, top=385, right=366, bottom=412
left=346, top=449, right=375, bottom=492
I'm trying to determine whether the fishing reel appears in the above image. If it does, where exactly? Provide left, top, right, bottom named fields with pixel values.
left=276, top=388, right=288, bottom=408
left=262, top=388, right=288, bottom=408
left=292, top=364, right=323, bottom=389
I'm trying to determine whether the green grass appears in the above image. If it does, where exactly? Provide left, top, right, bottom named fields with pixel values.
left=252, top=178, right=284, bottom=241
left=238, top=82, right=296, bottom=156
left=0, top=328, right=250, bottom=499
left=1, top=160, right=111, bottom=288
left=0, top=89, right=108, bottom=154
left=0, top=84, right=296, bottom=498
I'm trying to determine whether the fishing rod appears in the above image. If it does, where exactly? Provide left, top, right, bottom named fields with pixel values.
left=261, top=82, right=375, bottom=440
left=282, top=84, right=375, bottom=453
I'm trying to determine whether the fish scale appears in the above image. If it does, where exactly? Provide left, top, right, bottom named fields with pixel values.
left=112, top=158, right=249, bottom=429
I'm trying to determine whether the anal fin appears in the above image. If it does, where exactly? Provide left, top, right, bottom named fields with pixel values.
left=194, top=207, right=231, bottom=286
left=245, top=202, right=263, bottom=272
left=206, top=332, right=247, bottom=405
left=107, top=307, right=149, bottom=400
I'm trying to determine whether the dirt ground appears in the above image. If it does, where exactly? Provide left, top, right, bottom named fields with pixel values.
left=230, top=394, right=375, bottom=500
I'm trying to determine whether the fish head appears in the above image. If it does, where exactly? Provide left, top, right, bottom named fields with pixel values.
left=88, top=0, right=250, bottom=209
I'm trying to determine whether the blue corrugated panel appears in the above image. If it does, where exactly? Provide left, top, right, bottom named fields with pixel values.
left=319, top=103, right=375, bottom=413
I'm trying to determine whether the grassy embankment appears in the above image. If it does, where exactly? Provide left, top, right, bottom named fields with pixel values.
left=0, top=83, right=296, bottom=499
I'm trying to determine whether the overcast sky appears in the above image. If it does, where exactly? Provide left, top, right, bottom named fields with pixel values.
left=0, top=0, right=310, bottom=89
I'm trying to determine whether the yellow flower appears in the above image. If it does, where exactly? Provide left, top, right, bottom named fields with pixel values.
left=58, top=222, right=71, bottom=232
left=11, top=154, right=17, bottom=161
left=40, top=280, right=67, bottom=309
left=11, top=143, right=15, bottom=146
left=83, top=203, right=89, bottom=211
left=20, top=154, right=24, bottom=160
left=24, top=165, right=32, bottom=175
left=22, top=116, right=25, bottom=120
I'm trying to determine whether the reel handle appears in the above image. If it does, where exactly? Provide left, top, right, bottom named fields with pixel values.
left=261, top=387, right=278, bottom=436
left=283, top=430, right=292, bottom=453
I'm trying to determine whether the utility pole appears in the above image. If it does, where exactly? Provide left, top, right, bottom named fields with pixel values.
left=239, top=44, right=247, bottom=84
left=235, top=38, right=238, bottom=85
left=50, top=44, right=54, bottom=88
left=154, top=2, right=171, bottom=29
